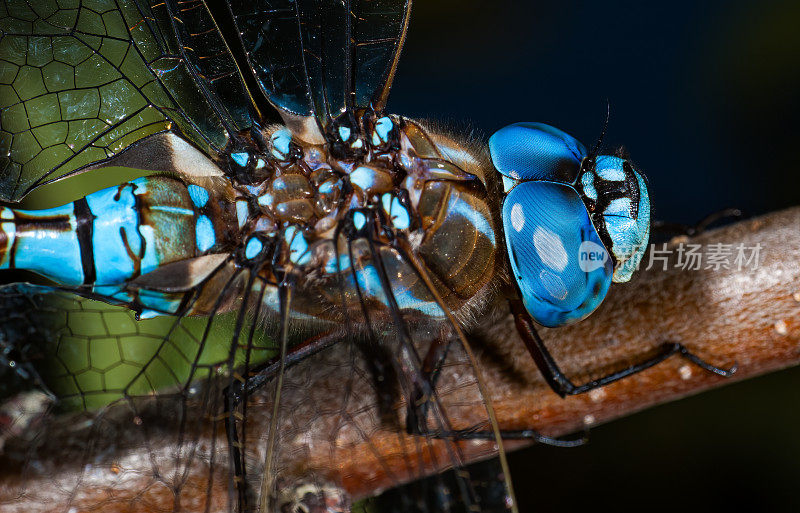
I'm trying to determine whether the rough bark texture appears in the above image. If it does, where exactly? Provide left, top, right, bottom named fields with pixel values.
left=1, top=207, right=798, bottom=512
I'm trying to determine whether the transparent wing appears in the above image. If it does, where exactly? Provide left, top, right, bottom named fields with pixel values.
left=0, top=278, right=276, bottom=511
left=0, top=0, right=254, bottom=201
left=228, top=0, right=411, bottom=131
left=226, top=226, right=516, bottom=511
left=0, top=235, right=515, bottom=511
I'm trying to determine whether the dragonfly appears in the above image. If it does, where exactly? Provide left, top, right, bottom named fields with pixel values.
left=0, top=1, right=735, bottom=511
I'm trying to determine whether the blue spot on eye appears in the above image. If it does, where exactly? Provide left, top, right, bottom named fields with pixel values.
left=231, top=152, right=249, bottom=167
left=338, top=126, right=351, bottom=142
left=375, top=116, right=393, bottom=143
left=271, top=129, right=292, bottom=159
left=353, top=211, right=367, bottom=231
left=245, top=237, right=263, bottom=259
left=187, top=184, right=210, bottom=208
left=195, top=215, right=215, bottom=252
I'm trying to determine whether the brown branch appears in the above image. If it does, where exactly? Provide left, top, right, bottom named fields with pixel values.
left=2, top=207, right=799, bottom=512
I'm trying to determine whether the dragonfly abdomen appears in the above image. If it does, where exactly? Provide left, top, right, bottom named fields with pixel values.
left=0, top=176, right=242, bottom=292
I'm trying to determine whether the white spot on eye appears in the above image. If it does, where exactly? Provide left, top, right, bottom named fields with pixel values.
left=509, top=170, right=520, bottom=179
left=538, top=269, right=568, bottom=301
left=510, top=203, right=525, bottom=232
left=774, top=319, right=788, bottom=335
left=589, top=388, right=606, bottom=402
left=533, top=226, right=568, bottom=272
left=679, top=365, right=692, bottom=380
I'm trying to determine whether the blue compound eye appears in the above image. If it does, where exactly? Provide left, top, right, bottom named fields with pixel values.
left=489, top=122, right=587, bottom=188
left=503, top=181, right=612, bottom=327
left=581, top=156, right=651, bottom=283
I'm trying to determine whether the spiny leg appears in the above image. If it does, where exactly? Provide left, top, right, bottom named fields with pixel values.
left=384, top=232, right=526, bottom=510
left=352, top=222, right=484, bottom=509
left=653, top=208, right=743, bottom=238
left=224, top=324, right=350, bottom=511
left=402, top=285, right=585, bottom=447
left=510, top=299, right=736, bottom=399
left=223, top=270, right=265, bottom=513
left=412, top=335, right=587, bottom=447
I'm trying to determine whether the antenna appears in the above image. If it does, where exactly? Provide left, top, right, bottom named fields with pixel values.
left=588, top=99, right=611, bottom=159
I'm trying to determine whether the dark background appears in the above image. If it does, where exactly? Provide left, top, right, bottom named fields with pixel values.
left=388, top=1, right=800, bottom=511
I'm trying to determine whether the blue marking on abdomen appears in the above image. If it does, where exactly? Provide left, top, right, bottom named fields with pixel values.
left=9, top=203, right=84, bottom=286
left=86, top=183, right=142, bottom=285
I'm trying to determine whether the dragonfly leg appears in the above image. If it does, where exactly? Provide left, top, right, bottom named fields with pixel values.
left=223, top=328, right=346, bottom=513
left=409, top=331, right=587, bottom=447
left=404, top=331, right=451, bottom=437
left=652, top=208, right=743, bottom=238
left=510, top=299, right=736, bottom=398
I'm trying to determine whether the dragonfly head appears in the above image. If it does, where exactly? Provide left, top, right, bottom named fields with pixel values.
left=489, top=122, right=651, bottom=327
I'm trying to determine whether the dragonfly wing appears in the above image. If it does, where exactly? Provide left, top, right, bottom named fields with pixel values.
left=230, top=226, right=517, bottom=510
left=228, top=0, right=412, bottom=135
left=0, top=0, right=255, bottom=201
left=0, top=258, right=285, bottom=511
left=0, top=234, right=516, bottom=511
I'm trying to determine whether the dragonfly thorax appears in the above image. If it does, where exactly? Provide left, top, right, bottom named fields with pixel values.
left=220, top=116, right=502, bottom=327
